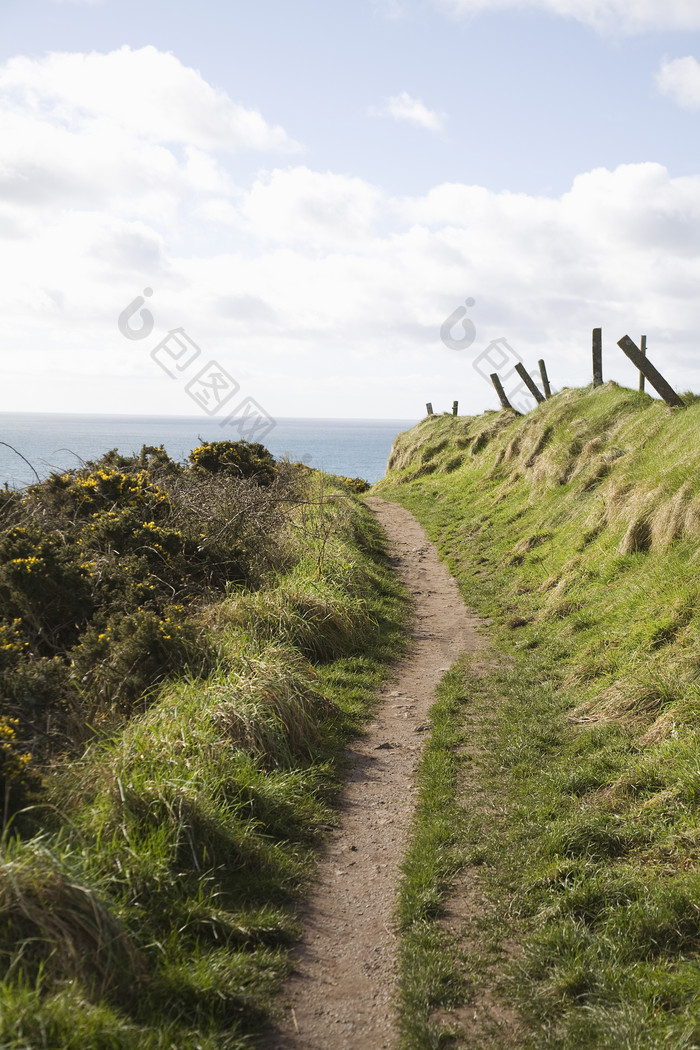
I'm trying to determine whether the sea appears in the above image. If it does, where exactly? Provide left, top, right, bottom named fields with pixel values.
left=0, top=413, right=419, bottom=490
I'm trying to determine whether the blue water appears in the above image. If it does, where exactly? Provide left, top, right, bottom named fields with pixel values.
left=0, top=413, right=419, bottom=489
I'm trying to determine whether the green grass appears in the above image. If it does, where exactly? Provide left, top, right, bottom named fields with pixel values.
left=395, top=664, right=477, bottom=1049
left=0, top=478, right=410, bottom=1048
left=378, top=384, right=700, bottom=1048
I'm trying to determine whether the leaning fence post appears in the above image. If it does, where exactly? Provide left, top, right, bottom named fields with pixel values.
left=538, top=359, right=552, bottom=398
left=639, top=335, right=646, bottom=392
left=490, top=374, right=522, bottom=415
left=426, top=402, right=433, bottom=416
left=617, top=336, right=685, bottom=408
left=514, top=362, right=545, bottom=404
left=452, top=400, right=458, bottom=416
left=592, top=328, right=603, bottom=387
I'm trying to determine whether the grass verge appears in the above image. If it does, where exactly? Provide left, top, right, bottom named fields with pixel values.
left=381, top=384, right=700, bottom=1049
left=0, top=474, right=409, bottom=1049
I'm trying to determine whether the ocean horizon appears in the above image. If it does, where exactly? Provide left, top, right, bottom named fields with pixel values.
left=0, top=411, right=420, bottom=490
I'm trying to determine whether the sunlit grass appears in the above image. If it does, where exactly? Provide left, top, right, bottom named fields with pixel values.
left=0, top=476, right=409, bottom=1047
left=378, top=383, right=700, bottom=1048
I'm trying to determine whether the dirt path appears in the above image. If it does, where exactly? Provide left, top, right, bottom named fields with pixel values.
left=258, top=497, right=485, bottom=1050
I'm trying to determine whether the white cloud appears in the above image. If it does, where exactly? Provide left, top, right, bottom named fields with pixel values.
left=193, top=197, right=242, bottom=226
left=0, top=46, right=297, bottom=231
left=432, top=0, right=700, bottom=33
left=232, top=166, right=383, bottom=245
left=2, top=45, right=700, bottom=418
left=0, top=104, right=185, bottom=221
left=656, top=56, right=700, bottom=109
left=0, top=46, right=298, bottom=152
left=371, top=91, right=447, bottom=131
left=6, top=158, right=700, bottom=417
left=159, top=162, right=700, bottom=413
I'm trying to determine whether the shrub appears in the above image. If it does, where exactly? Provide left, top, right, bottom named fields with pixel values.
left=71, top=606, right=206, bottom=711
left=0, top=618, right=29, bottom=673
left=0, top=527, right=94, bottom=651
left=28, top=467, right=173, bottom=525
left=333, top=476, right=371, bottom=494
left=0, top=441, right=306, bottom=776
left=188, top=441, right=277, bottom=486
left=86, top=444, right=182, bottom=482
left=0, top=717, right=40, bottom=825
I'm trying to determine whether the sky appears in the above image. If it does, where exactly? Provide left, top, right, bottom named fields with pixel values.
left=2, top=0, right=700, bottom=423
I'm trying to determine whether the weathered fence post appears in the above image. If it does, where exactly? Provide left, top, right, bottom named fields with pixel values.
left=592, top=328, right=603, bottom=387
left=452, top=400, right=458, bottom=416
left=514, top=362, right=546, bottom=404
left=617, top=336, right=685, bottom=408
left=639, top=335, right=646, bottom=392
left=426, top=402, right=433, bottom=416
left=490, top=374, right=522, bottom=415
left=538, top=359, right=552, bottom=399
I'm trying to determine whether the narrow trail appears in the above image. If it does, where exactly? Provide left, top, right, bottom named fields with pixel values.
left=258, top=497, right=485, bottom=1050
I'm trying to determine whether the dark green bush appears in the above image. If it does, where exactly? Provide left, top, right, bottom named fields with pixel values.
left=71, top=605, right=205, bottom=709
left=86, top=444, right=182, bottom=482
left=0, top=526, right=94, bottom=651
left=0, top=716, right=41, bottom=826
left=188, top=440, right=277, bottom=485
left=333, top=475, right=371, bottom=494
left=0, top=442, right=304, bottom=777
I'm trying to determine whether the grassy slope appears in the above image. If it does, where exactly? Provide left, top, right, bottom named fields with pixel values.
left=0, top=479, right=409, bottom=1049
left=375, top=383, right=700, bottom=1049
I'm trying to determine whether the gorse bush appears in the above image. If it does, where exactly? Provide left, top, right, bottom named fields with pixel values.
left=188, top=439, right=277, bottom=485
left=0, top=525, right=95, bottom=651
left=0, top=717, right=39, bottom=824
left=72, top=604, right=202, bottom=711
left=0, top=455, right=408, bottom=1049
left=331, top=476, right=371, bottom=495
left=0, top=441, right=306, bottom=807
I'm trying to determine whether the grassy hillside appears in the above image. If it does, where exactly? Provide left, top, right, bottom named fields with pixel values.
left=375, top=384, right=700, bottom=1049
left=0, top=448, right=408, bottom=1049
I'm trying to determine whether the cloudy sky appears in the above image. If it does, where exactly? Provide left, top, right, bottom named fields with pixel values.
left=2, top=0, right=700, bottom=421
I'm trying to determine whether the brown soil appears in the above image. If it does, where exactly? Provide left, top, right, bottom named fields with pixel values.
left=258, top=497, right=487, bottom=1050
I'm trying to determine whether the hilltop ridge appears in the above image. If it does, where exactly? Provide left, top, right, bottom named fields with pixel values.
left=375, top=383, right=700, bottom=1048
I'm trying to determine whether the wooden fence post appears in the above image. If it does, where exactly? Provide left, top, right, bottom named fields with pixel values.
left=426, top=402, right=433, bottom=416
left=490, top=374, right=522, bottom=415
left=639, top=335, right=646, bottom=392
left=592, top=328, right=603, bottom=387
left=514, top=362, right=545, bottom=404
left=452, top=400, right=458, bottom=416
left=538, top=359, right=552, bottom=399
left=617, top=336, right=685, bottom=408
